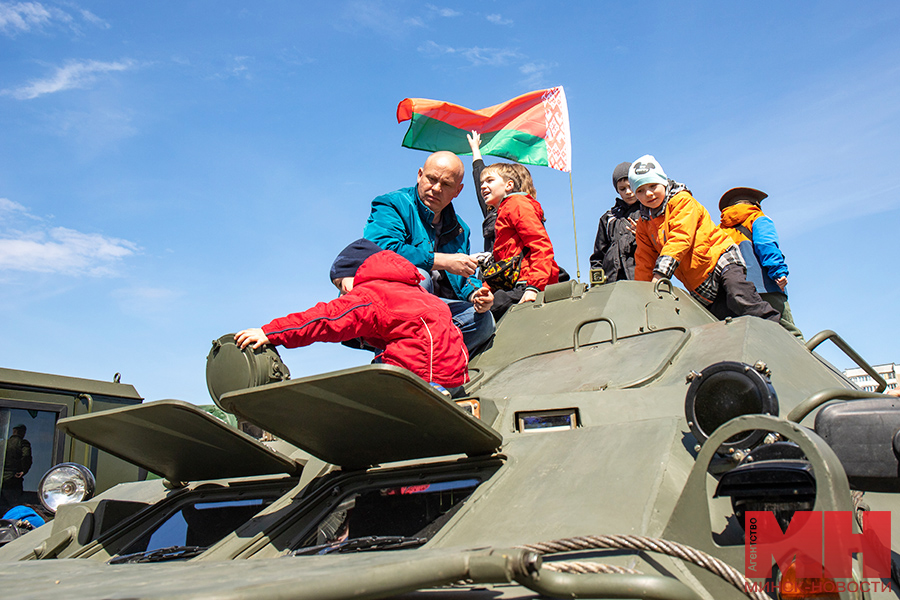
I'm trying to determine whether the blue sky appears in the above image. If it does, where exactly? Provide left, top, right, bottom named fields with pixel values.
left=1, top=1, right=898, bottom=404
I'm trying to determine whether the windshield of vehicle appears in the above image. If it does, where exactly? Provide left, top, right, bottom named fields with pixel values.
left=118, top=497, right=272, bottom=558
left=293, top=478, right=480, bottom=554
left=1, top=405, right=61, bottom=515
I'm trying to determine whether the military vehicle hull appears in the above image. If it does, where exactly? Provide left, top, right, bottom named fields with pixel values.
left=1, top=280, right=897, bottom=600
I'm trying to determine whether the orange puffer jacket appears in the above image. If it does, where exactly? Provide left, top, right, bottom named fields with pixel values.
left=635, top=191, right=735, bottom=291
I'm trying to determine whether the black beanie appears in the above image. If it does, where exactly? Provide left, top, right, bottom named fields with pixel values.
left=329, top=238, right=384, bottom=281
left=612, top=161, right=632, bottom=192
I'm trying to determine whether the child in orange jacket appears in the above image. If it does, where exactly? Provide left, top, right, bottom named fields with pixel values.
left=629, top=155, right=779, bottom=323
left=479, top=161, right=560, bottom=318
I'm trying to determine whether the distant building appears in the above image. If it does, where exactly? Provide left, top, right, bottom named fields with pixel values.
left=843, top=363, right=899, bottom=393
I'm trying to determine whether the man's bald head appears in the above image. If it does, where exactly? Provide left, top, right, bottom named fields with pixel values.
left=417, top=151, right=465, bottom=220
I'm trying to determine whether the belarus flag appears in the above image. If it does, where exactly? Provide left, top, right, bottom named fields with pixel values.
left=397, top=87, right=572, bottom=172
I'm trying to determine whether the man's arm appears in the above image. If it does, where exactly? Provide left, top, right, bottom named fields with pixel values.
left=433, top=252, right=477, bottom=277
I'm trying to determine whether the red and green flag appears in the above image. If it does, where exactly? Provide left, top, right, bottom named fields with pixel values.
left=397, top=87, right=572, bottom=172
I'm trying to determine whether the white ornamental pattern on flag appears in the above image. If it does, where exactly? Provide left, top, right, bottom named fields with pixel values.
left=541, top=86, right=572, bottom=172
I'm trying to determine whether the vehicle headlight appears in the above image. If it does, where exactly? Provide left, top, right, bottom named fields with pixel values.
left=39, top=463, right=96, bottom=513
left=684, top=360, right=779, bottom=454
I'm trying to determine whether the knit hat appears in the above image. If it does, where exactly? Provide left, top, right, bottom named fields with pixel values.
left=612, top=161, right=631, bottom=192
left=329, top=238, right=383, bottom=281
left=628, top=155, right=667, bottom=192
left=718, top=187, right=768, bottom=211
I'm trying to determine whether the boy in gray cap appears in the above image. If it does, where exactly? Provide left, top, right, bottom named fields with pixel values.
left=589, top=161, right=641, bottom=283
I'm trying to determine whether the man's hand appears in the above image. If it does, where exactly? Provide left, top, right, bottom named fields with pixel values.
left=651, top=273, right=663, bottom=284
left=471, top=286, right=493, bottom=313
left=235, top=328, right=271, bottom=350
left=775, top=276, right=788, bottom=292
left=433, top=252, right=478, bottom=277
left=518, top=290, right=538, bottom=304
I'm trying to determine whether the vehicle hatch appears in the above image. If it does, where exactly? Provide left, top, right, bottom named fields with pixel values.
left=219, top=364, right=503, bottom=470
left=57, top=400, right=299, bottom=482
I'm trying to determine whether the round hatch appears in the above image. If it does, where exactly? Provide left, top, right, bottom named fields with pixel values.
left=206, top=333, right=291, bottom=408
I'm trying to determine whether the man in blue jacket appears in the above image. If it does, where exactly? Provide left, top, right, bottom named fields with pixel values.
left=364, top=151, right=495, bottom=353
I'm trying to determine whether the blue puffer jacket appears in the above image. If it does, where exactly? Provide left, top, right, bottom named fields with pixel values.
left=363, top=185, right=481, bottom=302
left=720, top=204, right=789, bottom=296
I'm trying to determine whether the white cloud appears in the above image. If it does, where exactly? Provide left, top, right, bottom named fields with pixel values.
left=78, top=8, right=108, bottom=29
left=0, top=226, right=138, bottom=276
left=5, top=58, right=134, bottom=99
left=112, top=286, right=182, bottom=317
left=418, top=41, right=520, bottom=66
left=0, top=2, right=51, bottom=34
left=230, top=55, right=250, bottom=78
left=0, top=197, right=31, bottom=216
left=519, top=60, right=557, bottom=87
left=426, top=5, right=460, bottom=18
left=486, top=14, right=512, bottom=26
left=339, top=0, right=407, bottom=36
left=0, top=1, right=108, bottom=36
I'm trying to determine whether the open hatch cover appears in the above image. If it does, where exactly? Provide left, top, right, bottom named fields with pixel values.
left=219, top=364, right=503, bottom=470
left=57, top=400, right=299, bottom=482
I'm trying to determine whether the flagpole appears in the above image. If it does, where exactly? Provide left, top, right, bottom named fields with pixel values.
left=569, top=171, right=580, bottom=281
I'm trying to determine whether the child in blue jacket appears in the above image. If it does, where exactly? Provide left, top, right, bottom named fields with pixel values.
left=718, top=187, right=804, bottom=340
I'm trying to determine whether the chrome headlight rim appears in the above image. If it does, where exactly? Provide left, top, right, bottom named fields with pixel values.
left=38, top=462, right=96, bottom=514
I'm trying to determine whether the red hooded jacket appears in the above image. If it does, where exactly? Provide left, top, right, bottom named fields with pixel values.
left=262, top=250, right=469, bottom=387
left=493, top=193, right=559, bottom=291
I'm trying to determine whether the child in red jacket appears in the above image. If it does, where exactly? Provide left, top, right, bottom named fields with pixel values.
left=479, top=161, right=560, bottom=318
left=236, top=239, right=469, bottom=389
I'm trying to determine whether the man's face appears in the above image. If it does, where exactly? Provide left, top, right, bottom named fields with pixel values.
left=417, top=154, right=464, bottom=217
left=616, top=179, right=636, bottom=204
left=635, top=183, right=667, bottom=209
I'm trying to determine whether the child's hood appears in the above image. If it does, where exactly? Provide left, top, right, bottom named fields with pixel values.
left=353, top=250, right=424, bottom=288
left=720, top=202, right=763, bottom=228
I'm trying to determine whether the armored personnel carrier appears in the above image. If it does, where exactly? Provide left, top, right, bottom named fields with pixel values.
left=0, top=280, right=897, bottom=599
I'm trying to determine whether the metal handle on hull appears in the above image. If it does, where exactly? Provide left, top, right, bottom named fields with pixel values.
left=574, top=317, right=617, bottom=350
left=806, top=329, right=887, bottom=392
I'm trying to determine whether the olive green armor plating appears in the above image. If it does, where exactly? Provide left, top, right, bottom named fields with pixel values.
left=0, top=280, right=897, bottom=600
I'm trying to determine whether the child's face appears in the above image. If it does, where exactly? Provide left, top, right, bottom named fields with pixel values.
left=480, top=172, right=513, bottom=208
left=636, top=183, right=666, bottom=209
left=616, top=179, right=636, bottom=204
left=333, top=277, right=354, bottom=296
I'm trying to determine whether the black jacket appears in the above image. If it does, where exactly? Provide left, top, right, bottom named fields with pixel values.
left=589, top=198, right=641, bottom=282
